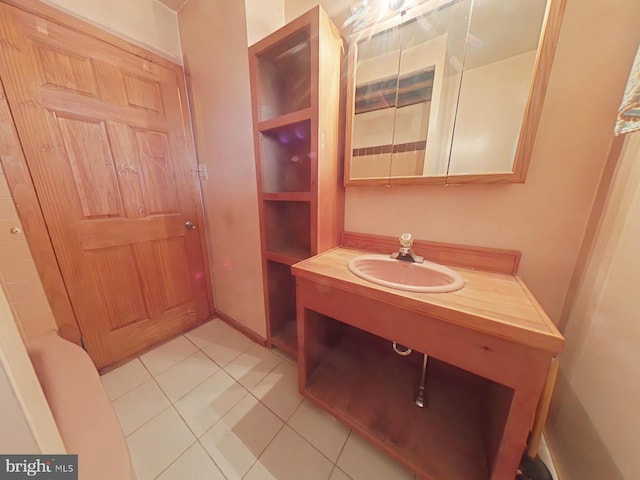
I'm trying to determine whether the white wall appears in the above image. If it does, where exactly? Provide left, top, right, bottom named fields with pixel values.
left=179, top=0, right=267, bottom=337
left=448, top=50, right=536, bottom=174
left=284, top=0, right=350, bottom=29
left=547, top=132, right=640, bottom=479
left=41, top=0, right=182, bottom=62
left=244, top=0, right=285, bottom=46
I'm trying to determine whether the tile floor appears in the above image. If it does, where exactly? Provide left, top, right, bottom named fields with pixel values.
left=101, top=318, right=417, bottom=480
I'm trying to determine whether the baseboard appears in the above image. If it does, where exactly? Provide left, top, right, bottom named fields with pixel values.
left=214, top=309, right=267, bottom=346
left=538, top=434, right=560, bottom=480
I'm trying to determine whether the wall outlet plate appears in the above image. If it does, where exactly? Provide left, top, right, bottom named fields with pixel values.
left=197, top=164, right=208, bottom=180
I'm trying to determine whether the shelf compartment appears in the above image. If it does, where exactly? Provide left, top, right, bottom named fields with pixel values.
left=263, top=192, right=312, bottom=202
left=265, top=250, right=308, bottom=266
left=260, top=119, right=312, bottom=193
left=302, top=312, right=513, bottom=480
left=258, top=107, right=312, bottom=132
left=266, top=260, right=298, bottom=354
left=256, top=27, right=311, bottom=122
left=264, top=200, right=311, bottom=259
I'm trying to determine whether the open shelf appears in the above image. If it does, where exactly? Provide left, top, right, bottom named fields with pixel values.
left=260, top=118, right=311, bottom=193
left=271, top=321, right=298, bottom=357
left=265, top=249, right=308, bottom=266
left=256, top=27, right=311, bottom=122
left=264, top=201, right=311, bottom=259
left=302, top=312, right=513, bottom=480
left=250, top=7, right=343, bottom=361
left=266, top=261, right=298, bottom=355
left=263, top=193, right=311, bottom=202
left=258, top=108, right=312, bottom=132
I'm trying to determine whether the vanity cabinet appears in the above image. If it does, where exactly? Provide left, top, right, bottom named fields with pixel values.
left=292, top=242, right=564, bottom=480
left=249, top=7, right=344, bottom=356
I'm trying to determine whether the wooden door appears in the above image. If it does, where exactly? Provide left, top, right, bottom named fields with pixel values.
left=0, top=3, right=211, bottom=368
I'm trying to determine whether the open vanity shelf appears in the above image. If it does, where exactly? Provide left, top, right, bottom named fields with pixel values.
left=249, top=7, right=344, bottom=356
left=303, top=312, right=511, bottom=480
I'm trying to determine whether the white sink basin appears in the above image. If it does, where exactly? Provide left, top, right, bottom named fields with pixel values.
left=347, top=254, right=464, bottom=293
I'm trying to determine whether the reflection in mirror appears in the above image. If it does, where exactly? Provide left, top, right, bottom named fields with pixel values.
left=345, top=0, right=563, bottom=185
left=390, top=1, right=471, bottom=179
left=350, top=25, right=402, bottom=179
left=447, top=0, right=547, bottom=177
left=348, top=0, right=472, bottom=182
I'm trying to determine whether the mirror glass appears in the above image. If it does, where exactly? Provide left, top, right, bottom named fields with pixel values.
left=350, top=25, right=402, bottom=179
left=350, top=1, right=471, bottom=181
left=345, top=0, right=554, bottom=185
left=447, top=0, right=547, bottom=176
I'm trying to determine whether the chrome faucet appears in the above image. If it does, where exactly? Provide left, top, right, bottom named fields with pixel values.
left=391, top=233, right=424, bottom=263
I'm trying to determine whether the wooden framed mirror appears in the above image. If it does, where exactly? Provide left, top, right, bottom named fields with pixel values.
left=344, top=0, right=566, bottom=186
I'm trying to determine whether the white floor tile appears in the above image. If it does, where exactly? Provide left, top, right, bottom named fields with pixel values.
left=201, top=328, right=253, bottom=367
left=224, top=343, right=282, bottom=390
left=156, top=442, right=225, bottom=480
left=155, top=350, right=220, bottom=402
left=174, top=369, right=247, bottom=437
left=101, top=359, right=150, bottom=402
left=185, top=319, right=235, bottom=349
left=251, top=361, right=303, bottom=421
left=112, top=379, right=170, bottom=436
left=127, top=407, right=196, bottom=480
left=330, top=467, right=353, bottom=480
left=200, top=394, right=283, bottom=479
left=271, top=347, right=298, bottom=366
left=245, top=425, right=333, bottom=480
left=140, top=336, right=198, bottom=376
left=288, top=399, right=350, bottom=462
left=337, top=432, right=414, bottom=480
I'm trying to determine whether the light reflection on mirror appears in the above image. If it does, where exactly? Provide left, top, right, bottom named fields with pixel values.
left=349, top=0, right=472, bottom=181
left=447, top=0, right=546, bottom=176
left=346, top=0, right=554, bottom=185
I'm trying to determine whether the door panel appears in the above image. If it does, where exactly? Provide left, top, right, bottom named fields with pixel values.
left=135, top=130, right=179, bottom=213
left=56, top=116, right=123, bottom=218
left=89, top=246, right=148, bottom=329
left=0, top=3, right=210, bottom=368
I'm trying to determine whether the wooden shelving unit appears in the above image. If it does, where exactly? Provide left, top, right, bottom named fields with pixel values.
left=249, top=7, right=344, bottom=356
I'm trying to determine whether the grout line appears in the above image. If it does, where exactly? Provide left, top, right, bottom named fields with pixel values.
left=149, top=408, right=198, bottom=480
left=138, top=335, right=199, bottom=377
left=155, top=355, right=222, bottom=403
left=195, top=439, right=230, bottom=480
left=241, top=417, right=287, bottom=479
left=117, top=355, right=179, bottom=439
left=281, top=422, right=342, bottom=471
left=284, top=402, right=350, bottom=466
left=173, top=371, right=251, bottom=441
left=121, top=400, right=173, bottom=440
left=200, top=332, right=255, bottom=368
left=181, top=333, right=199, bottom=349
left=247, top=388, right=303, bottom=424
left=328, top=465, right=337, bottom=479
left=335, top=430, right=353, bottom=474
left=103, top=358, right=152, bottom=403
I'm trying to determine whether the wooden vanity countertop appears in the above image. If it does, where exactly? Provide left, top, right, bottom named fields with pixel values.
left=291, top=247, right=564, bottom=354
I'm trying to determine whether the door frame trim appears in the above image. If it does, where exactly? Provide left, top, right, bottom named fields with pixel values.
left=0, top=0, right=180, bottom=69
left=0, top=0, right=216, bottom=343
